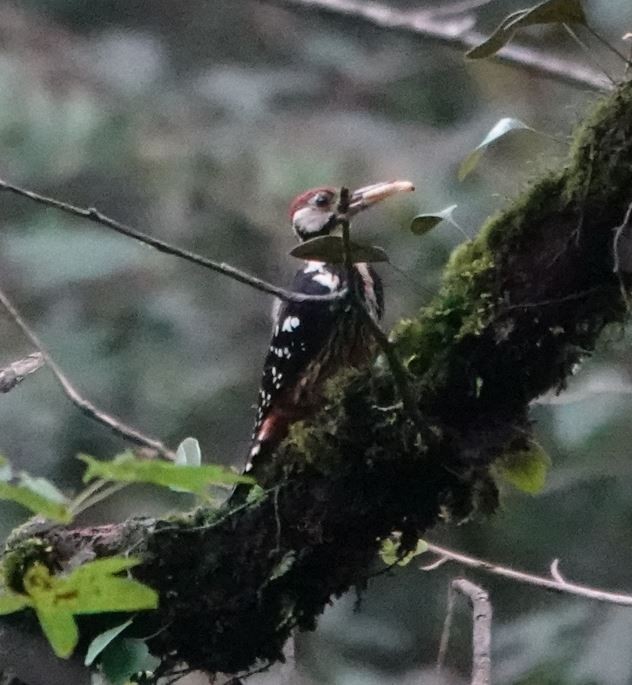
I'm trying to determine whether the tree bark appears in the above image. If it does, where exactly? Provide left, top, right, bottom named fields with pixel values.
left=3, top=79, right=632, bottom=679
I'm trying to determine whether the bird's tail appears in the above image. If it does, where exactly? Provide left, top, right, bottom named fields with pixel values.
left=228, top=413, right=290, bottom=506
left=227, top=438, right=275, bottom=506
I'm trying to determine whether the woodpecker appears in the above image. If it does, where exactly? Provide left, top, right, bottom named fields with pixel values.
left=235, top=180, right=414, bottom=498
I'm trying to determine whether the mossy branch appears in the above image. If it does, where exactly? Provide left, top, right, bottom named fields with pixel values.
left=3, top=79, right=632, bottom=680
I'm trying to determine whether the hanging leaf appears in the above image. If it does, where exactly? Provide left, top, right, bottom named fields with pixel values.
left=458, top=118, right=534, bottom=181
left=0, top=472, right=72, bottom=523
left=290, top=235, right=389, bottom=263
left=379, top=537, right=428, bottom=567
left=79, top=452, right=253, bottom=496
left=100, top=638, right=160, bottom=685
left=84, top=619, right=133, bottom=666
left=22, top=557, right=158, bottom=659
left=497, top=441, right=551, bottom=494
left=467, top=0, right=587, bottom=59
left=410, top=205, right=458, bottom=235
left=173, top=437, right=203, bottom=493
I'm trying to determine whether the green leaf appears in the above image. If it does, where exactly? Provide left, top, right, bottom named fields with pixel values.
left=0, top=478, right=72, bottom=523
left=0, top=590, right=31, bottom=614
left=173, top=437, right=203, bottom=493
left=61, top=557, right=158, bottom=614
left=79, top=452, right=253, bottom=496
left=23, top=558, right=158, bottom=659
left=36, top=607, right=79, bottom=659
left=458, top=118, right=534, bottom=181
left=497, top=441, right=551, bottom=494
left=410, top=205, right=458, bottom=235
left=84, top=619, right=133, bottom=666
left=379, top=537, right=428, bottom=567
left=289, top=235, right=389, bottom=263
left=0, top=456, right=71, bottom=523
left=245, top=484, right=266, bottom=505
left=467, top=0, right=587, bottom=59
left=101, top=638, right=160, bottom=685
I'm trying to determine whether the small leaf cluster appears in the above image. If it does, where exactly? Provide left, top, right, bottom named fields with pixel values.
left=0, top=439, right=252, bottom=668
left=0, top=557, right=157, bottom=658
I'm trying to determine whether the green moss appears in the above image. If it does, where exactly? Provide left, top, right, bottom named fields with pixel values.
left=564, top=85, right=632, bottom=207
left=2, top=537, right=50, bottom=592
left=389, top=80, right=632, bottom=397
left=392, top=237, right=497, bottom=377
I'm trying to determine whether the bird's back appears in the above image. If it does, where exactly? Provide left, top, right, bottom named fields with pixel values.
left=244, top=260, right=383, bottom=480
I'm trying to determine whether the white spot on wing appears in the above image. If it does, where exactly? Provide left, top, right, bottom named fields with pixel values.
left=312, top=271, right=340, bottom=290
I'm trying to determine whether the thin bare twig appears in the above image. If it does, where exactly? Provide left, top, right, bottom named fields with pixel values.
left=436, top=580, right=458, bottom=675
left=0, top=179, right=343, bottom=305
left=0, top=285, right=175, bottom=460
left=271, top=0, right=609, bottom=91
left=437, top=578, right=492, bottom=685
left=611, top=200, right=632, bottom=274
left=424, top=0, right=494, bottom=18
left=455, top=578, right=492, bottom=685
left=0, top=352, right=44, bottom=393
left=336, top=190, right=428, bottom=439
left=583, top=24, right=631, bottom=67
left=423, top=541, right=632, bottom=607
left=611, top=200, right=632, bottom=311
left=562, top=24, right=617, bottom=87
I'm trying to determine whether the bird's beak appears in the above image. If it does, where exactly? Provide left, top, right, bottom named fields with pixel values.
left=347, top=180, right=415, bottom=216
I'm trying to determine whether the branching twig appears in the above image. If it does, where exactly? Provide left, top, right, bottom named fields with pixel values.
left=0, top=353, right=44, bottom=393
left=271, top=0, right=609, bottom=91
left=423, top=541, right=632, bottom=607
left=0, top=285, right=175, bottom=460
left=437, top=579, right=491, bottom=685
left=0, top=179, right=343, bottom=305
left=562, top=24, right=616, bottom=87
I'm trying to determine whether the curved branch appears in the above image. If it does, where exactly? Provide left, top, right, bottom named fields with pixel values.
left=0, top=286, right=175, bottom=459
left=270, top=0, right=610, bottom=91
left=0, top=180, right=343, bottom=305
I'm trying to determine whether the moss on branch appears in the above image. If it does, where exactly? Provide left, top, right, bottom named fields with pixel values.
left=4, top=80, right=632, bottom=678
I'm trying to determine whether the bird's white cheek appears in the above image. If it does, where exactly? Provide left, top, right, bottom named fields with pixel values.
left=292, top=207, right=332, bottom=235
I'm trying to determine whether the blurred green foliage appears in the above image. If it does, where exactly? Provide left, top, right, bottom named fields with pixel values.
left=0, top=0, right=631, bottom=683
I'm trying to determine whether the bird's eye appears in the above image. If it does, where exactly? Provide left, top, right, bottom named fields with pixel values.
left=314, top=193, right=330, bottom=208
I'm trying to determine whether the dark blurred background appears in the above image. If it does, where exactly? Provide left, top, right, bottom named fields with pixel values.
left=1, top=1, right=632, bottom=683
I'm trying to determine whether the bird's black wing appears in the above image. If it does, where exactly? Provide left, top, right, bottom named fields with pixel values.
left=252, top=263, right=346, bottom=441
